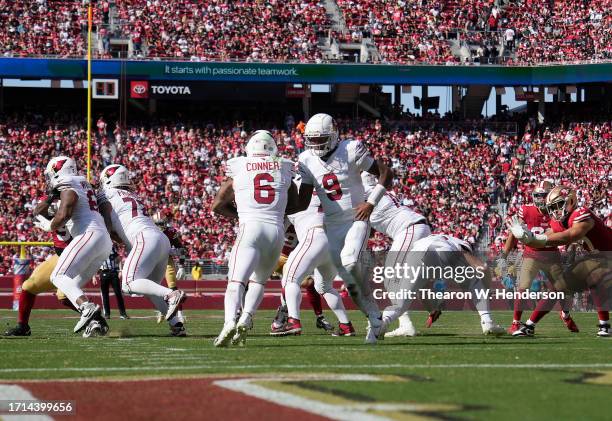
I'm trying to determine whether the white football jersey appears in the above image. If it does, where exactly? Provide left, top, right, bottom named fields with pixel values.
left=299, top=140, right=373, bottom=224
left=226, top=156, right=294, bottom=225
left=412, top=234, right=473, bottom=253
left=287, top=177, right=324, bottom=241
left=362, top=172, right=426, bottom=239
left=97, top=187, right=159, bottom=248
left=54, top=175, right=106, bottom=237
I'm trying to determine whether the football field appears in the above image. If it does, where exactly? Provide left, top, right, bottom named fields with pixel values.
left=1, top=309, right=611, bottom=420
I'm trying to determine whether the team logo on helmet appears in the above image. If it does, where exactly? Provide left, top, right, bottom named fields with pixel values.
left=52, top=159, right=67, bottom=172
left=105, top=165, right=120, bottom=177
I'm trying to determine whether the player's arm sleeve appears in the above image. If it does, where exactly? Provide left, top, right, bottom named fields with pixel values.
left=352, top=141, right=375, bottom=172
left=297, top=159, right=314, bottom=185
left=96, top=190, right=109, bottom=206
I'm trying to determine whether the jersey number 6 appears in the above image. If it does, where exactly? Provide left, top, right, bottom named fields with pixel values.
left=254, top=173, right=275, bottom=204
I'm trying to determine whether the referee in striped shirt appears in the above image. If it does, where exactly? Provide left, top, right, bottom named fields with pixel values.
left=98, top=246, right=128, bottom=319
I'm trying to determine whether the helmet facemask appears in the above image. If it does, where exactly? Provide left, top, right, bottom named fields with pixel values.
left=304, top=134, right=335, bottom=157
left=532, top=191, right=548, bottom=212
left=546, top=197, right=569, bottom=221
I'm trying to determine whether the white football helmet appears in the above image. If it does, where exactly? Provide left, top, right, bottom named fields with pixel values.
left=152, top=211, right=166, bottom=227
left=304, top=113, right=338, bottom=157
left=100, top=164, right=131, bottom=190
left=245, top=130, right=278, bottom=157
left=44, top=156, right=77, bottom=188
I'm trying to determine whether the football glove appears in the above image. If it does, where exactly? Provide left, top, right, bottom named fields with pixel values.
left=506, top=215, right=547, bottom=247
left=34, top=214, right=53, bottom=232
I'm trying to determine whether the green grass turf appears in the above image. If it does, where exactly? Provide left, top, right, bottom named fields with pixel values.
left=1, top=309, right=611, bottom=420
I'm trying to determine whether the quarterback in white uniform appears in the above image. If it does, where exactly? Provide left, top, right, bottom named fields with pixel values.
left=97, top=165, right=187, bottom=335
left=362, top=172, right=432, bottom=337
left=213, top=130, right=297, bottom=347
left=380, top=234, right=505, bottom=336
left=295, top=113, right=393, bottom=344
left=33, top=156, right=112, bottom=336
left=278, top=176, right=353, bottom=336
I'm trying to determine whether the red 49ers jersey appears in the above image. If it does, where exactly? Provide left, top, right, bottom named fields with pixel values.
left=39, top=195, right=72, bottom=252
left=518, top=205, right=559, bottom=258
left=163, top=226, right=182, bottom=249
left=550, top=207, right=612, bottom=252
left=281, top=225, right=298, bottom=256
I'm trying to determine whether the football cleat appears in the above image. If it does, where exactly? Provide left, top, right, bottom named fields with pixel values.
left=365, top=313, right=384, bottom=344
left=165, top=290, right=187, bottom=321
left=315, top=315, right=334, bottom=332
left=508, top=321, right=522, bottom=334
left=102, top=312, right=110, bottom=319
left=512, top=323, right=535, bottom=337
left=213, top=322, right=237, bottom=347
left=74, top=302, right=101, bottom=333
left=4, top=323, right=31, bottom=337
left=270, top=304, right=288, bottom=332
left=156, top=311, right=164, bottom=324
left=482, top=322, right=506, bottom=336
left=270, top=317, right=302, bottom=336
left=385, top=315, right=416, bottom=337
left=232, top=315, right=253, bottom=347
left=597, top=323, right=610, bottom=337
left=560, top=312, right=579, bottom=333
left=83, top=320, right=104, bottom=338
left=170, top=322, right=187, bottom=337
left=119, top=313, right=130, bottom=320
left=332, top=322, right=355, bottom=337
left=425, top=310, right=442, bottom=328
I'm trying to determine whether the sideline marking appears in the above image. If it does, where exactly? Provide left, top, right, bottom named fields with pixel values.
left=0, top=384, right=53, bottom=421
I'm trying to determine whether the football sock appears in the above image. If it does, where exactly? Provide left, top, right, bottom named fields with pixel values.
left=280, top=287, right=286, bottom=307
left=126, top=278, right=172, bottom=298
left=513, top=289, right=526, bottom=321
left=17, top=290, right=36, bottom=325
left=51, top=274, right=86, bottom=308
left=597, top=312, right=609, bottom=323
left=284, top=282, right=302, bottom=320
left=478, top=311, right=493, bottom=325
left=242, top=282, right=265, bottom=318
left=590, top=285, right=609, bottom=322
left=305, top=283, right=323, bottom=316
left=322, top=289, right=349, bottom=324
left=224, top=281, right=245, bottom=324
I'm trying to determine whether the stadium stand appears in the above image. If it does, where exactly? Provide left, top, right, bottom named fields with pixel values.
left=1, top=1, right=610, bottom=64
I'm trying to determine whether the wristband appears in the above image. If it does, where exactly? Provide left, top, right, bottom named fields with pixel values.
left=366, top=184, right=386, bottom=206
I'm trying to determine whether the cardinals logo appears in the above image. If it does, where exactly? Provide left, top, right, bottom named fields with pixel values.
left=52, top=159, right=67, bottom=173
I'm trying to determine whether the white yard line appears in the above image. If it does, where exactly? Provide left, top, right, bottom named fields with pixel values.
left=1, top=363, right=612, bottom=374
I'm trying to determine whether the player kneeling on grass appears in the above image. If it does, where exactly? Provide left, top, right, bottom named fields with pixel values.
left=4, top=196, right=81, bottom=337
left=33, top=157, right=113, bottom=337
left=380, top=234, right=506, bottom=337
left=507, top=186, right=611, bottom=337
left=97, top=164, right=187, bottom=337
left=212, top=130, right=297, bottom=347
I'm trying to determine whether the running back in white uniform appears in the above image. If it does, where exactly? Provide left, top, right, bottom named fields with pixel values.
left=227, top=156, right=294, bottom=225
left=50, top=175, right=112, bottom=308
left=222, top=155, right=294, bottom=324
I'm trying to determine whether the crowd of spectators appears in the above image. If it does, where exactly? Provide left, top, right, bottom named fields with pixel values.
left=0, top=0, right=97, bottom=58
left=1, top=1, right=610, bottom=64
left=114, top=0, right=329, bottom=62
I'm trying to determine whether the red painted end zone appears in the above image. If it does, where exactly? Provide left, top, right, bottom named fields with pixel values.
left=7, top=378, right=330, bottom=421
